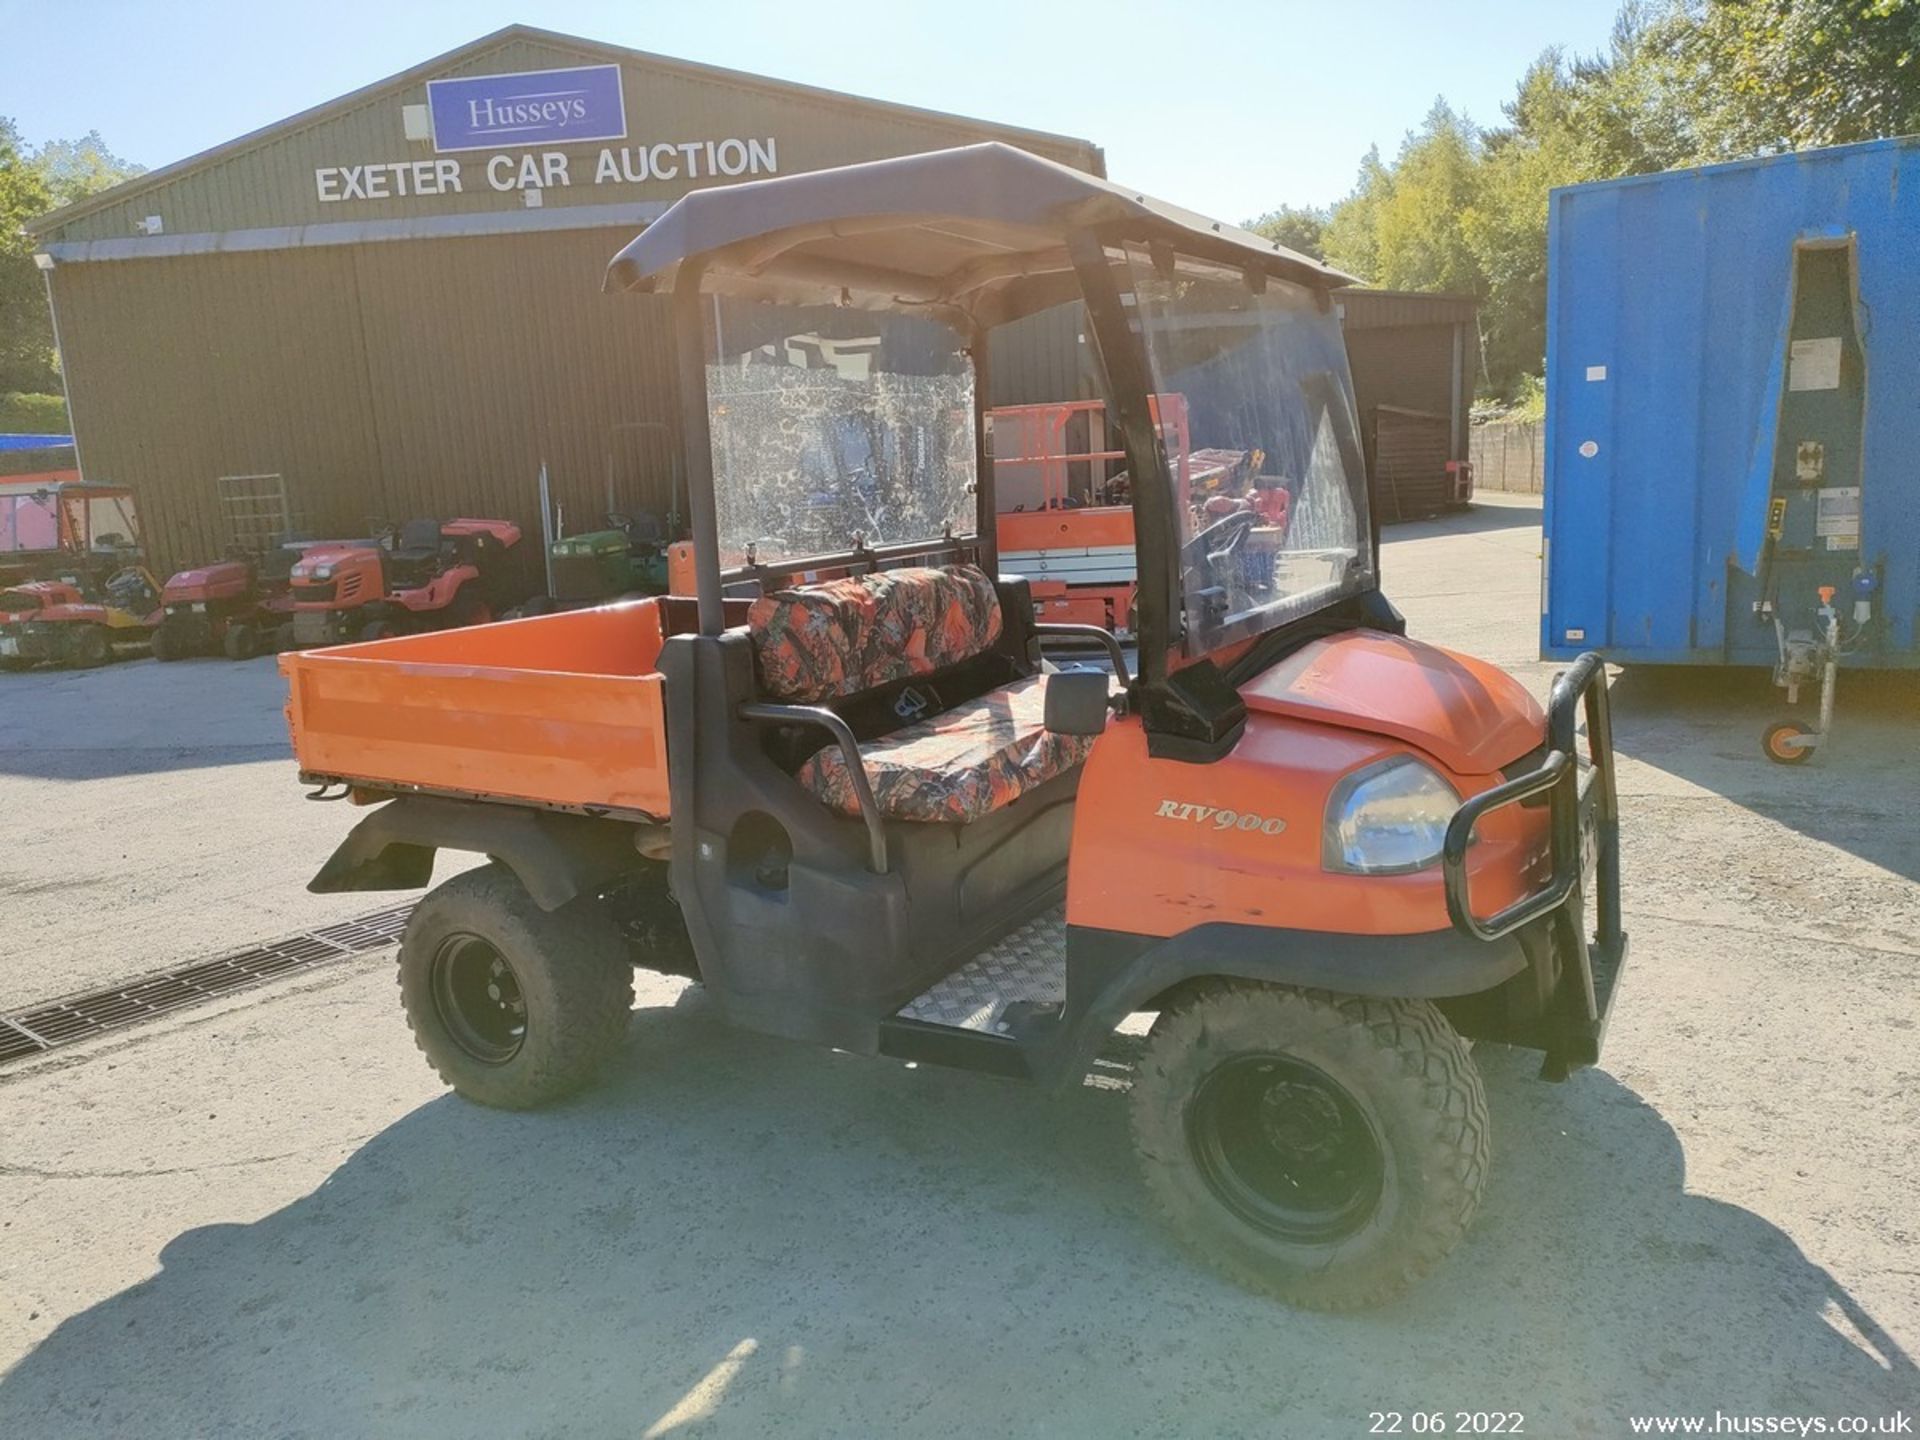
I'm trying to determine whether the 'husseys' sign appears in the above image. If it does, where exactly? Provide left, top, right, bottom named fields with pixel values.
left=427, top=64, right=627, bottom=152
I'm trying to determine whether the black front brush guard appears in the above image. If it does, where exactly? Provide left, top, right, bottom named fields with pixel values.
left=1441, top=652, right=1627, bottom=1076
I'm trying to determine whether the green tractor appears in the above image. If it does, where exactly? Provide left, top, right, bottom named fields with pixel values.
left=534, top=512, right=672, bottom=613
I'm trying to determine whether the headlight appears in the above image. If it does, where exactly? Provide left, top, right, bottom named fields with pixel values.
left=1324, top=757, right=1461, bottom=875
left=312, top=565, right=335, bottom=581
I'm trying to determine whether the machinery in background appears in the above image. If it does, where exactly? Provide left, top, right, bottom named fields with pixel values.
left=0, top=480, right=159, bottom=669
left=152, top=548, right=301, bottom=661
left=0, top=565, right=161, bottom=670
left=0, top=480, right=144, bottom=590
left=287, top=518, right=521, bottom=648
left=992, top=396, right=1290, bottom=635
left=523, top=511, right=673, bottom=615
left=1541, top=139, right=1916, bottom=764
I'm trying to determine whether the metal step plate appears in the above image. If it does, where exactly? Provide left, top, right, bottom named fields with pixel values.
left=898, top=906, right=1067, bottom=1034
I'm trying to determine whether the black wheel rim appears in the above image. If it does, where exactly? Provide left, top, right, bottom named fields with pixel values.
left=1188, top=1054, right=1385, bottom=1244
left=430, top=933, right=527, bottom=1064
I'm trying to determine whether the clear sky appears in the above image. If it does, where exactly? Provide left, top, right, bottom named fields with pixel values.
left=2, top=0, right=1622, bottom=219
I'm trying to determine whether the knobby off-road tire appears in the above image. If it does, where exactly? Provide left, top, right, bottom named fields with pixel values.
left=1130, top=982, right=1489, bottom=1311
left=397, top=863, right=634, bottom=1110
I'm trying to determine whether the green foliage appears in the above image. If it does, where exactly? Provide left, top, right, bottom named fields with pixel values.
left=30, top=131, right=146, bottom=208
left=1271, top=0, right=1920, bottom=397
left=1244, top=204, right=1328, bottom=260
left=1668, top=0, right=1920, bottom=155
left=0, top=121, right=146, bottom=395
left=0, top=118, right=57, bottom=394
left=0, top=391, right=70, bottom=432
left=1509, top=374, right=1548, bottom=423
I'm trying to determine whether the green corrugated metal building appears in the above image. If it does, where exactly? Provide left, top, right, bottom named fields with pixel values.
left=27, top=25, right=1103, bottom=573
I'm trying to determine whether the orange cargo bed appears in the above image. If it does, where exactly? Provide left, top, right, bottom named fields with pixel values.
left=279, top=601, right=673, bottom=819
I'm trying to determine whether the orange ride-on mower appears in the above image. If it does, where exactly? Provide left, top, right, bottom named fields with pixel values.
left=281, top=145, right=1627, bottom=1310
left=286, top=517, right=520, bottom=648
left=152, top=549, right=300, bottom=662
left=0, top=566, right=161, bottom=670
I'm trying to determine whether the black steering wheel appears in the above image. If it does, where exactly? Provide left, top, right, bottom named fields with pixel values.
left=1184, top=508, right=1255, bottom=569
left=1179, top=509, right=1256, bottom=613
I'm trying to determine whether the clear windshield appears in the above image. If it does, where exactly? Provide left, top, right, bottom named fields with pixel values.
left=1122, top=247, right=1372, bottom=652
left=86, top=493, right=139, bottom=550
left=706, top=304, right=976, bottom=569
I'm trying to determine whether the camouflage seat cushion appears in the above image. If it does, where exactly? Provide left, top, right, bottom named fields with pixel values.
left=748, top=564, right=1002, bottom=703
left=796, top=674, right=1095, bottom=824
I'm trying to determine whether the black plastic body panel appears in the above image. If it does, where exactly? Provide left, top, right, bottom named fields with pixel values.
left=660, top=577, right=1084, bottom=1054
left=1024, top=920, right=1530, bottom=1090
left=309, top=795, right=641, bottom=910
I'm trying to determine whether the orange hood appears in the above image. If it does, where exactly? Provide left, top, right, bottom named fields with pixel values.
left=1239, top=628, right=1543, bottom=777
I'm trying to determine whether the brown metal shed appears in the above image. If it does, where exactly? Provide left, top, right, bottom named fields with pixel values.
left=1337, top=289, right=1478, bottom=521
left=27, top=25, right=1103, bottom=575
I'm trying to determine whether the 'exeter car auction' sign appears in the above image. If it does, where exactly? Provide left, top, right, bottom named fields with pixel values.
left=426, top=64, right=628, bottom=152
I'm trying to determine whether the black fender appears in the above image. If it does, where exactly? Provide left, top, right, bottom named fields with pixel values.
left=1034, top=920, right=1530, bottom=1090
left=309, top=796, right=640, bottom=911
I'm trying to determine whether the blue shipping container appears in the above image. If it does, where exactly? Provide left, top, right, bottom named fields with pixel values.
left=1541, top=137, right=1919, bottom=667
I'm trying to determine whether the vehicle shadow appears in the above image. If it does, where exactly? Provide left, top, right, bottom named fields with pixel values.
left=1385, top=498, right=1543, bottom=539
left=0, top=657, right=292, bottom=781
left=1608, top=663, right=1920, bottom=883
left=1, top=997, right=1910, bottom=1439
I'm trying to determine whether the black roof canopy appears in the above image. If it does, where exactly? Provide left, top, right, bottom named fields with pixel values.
left=605, top=143, right=1353, bottom=328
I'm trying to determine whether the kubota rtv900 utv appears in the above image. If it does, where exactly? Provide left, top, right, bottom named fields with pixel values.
left=281, top=146, right=1626, bottom=1309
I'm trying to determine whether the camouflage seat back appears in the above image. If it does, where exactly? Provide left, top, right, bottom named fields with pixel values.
left=748, top=564, right=1003, bottom=704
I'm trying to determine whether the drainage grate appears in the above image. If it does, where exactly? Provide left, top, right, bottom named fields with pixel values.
left=0, top=902, right=416, bottom=1068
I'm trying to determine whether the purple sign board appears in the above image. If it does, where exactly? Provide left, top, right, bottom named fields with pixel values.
left=426, top=65, right=627, bottom=153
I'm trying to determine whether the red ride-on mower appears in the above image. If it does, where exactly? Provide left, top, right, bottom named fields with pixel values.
left=0, top=566, right=161, bottom=670
left=287, top=518, right=521, bottom=648
left=152, top=548, right=300, bottom=662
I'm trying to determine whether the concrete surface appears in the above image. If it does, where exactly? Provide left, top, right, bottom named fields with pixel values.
left=0, top=655, right=475, bottom=1010
left=1, top=494, right=1915, bottom=1438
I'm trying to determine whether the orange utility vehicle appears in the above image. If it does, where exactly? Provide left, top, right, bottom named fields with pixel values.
left=282, top=146, right=1626, bottom=1310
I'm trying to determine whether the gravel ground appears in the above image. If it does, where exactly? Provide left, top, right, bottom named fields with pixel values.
left=0, top=494, right=1914, bottom=1438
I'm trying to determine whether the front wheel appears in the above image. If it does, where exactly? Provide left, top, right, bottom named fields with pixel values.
left=150, top=620, right=187, bottom=662
left=397, top=864, right=634, bottom=1109
left=222, top=622, right=259, bottom=661
left=1130, top=983, right=1488, bottom=1310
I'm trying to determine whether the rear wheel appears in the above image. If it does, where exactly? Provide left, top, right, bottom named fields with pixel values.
left=69, top=625, right=110, bottom=669
left=222, top=622, right=259, bottom=661
left=397, top=864, right=634, bottom=1109
left=1762, top=719, right=1813, bottom=765
left=1129, top=982, right=1488, bottom=1310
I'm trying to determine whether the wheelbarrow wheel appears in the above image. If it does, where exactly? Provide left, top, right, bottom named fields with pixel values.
left=1762, top=719, right=1813, bottom=765
left=1130, top=982, right=1488, bottom=1311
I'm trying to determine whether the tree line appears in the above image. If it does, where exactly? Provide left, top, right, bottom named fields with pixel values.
left=1, top=121, right=145, bottom=402
left=1247, top=0, right=1920, bottom=400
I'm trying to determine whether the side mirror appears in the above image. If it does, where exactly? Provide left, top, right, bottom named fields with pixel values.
left=1044, top=669, right=1112, bottom=737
